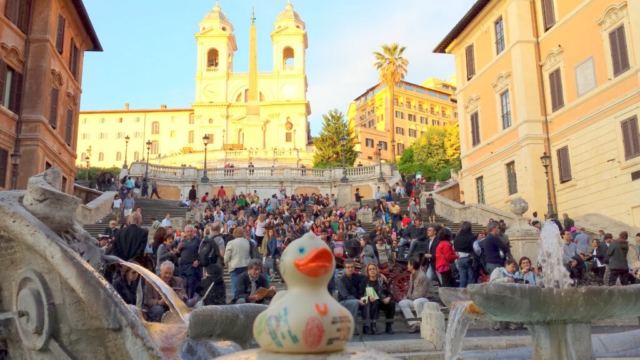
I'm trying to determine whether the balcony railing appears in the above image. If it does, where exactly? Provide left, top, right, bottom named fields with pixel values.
left=206, top=66, right=219, bottom=72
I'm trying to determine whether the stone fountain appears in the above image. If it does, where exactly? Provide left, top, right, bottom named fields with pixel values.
left=0, top=168, right=266, bottom=359
left=441, top=199, right=640, bottom=360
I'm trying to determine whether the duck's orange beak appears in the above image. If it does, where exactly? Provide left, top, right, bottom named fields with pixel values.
left=294, top=248, right=333, bottom=278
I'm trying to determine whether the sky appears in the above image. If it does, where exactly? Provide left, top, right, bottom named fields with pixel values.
left=81, top=0, right=476, bottom=136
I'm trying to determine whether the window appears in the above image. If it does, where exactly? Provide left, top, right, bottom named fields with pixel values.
left=82, top=133, right=89, bottom=140
left=408, top=114, right=416, bottom=122
left=206, top=133, right=214, bottom=144
left=500, top=90, right=512, bottom=129
left=49, top=88, right=59, bottom=128
left=188, top=131, right=194, bottom=144
left=465, top=44, right=476, bottom=80
left=116, top=132, right=123, bottom=139
left=285, top=132, right=292, bottom=142
left=476, top=177, right=485, bottom=204
left=135, top=117, right=140, bottom=123
left=152, top=121, right=160, bottom=134
left=99, top=133, right=107, bottom=139
left=609, top=25, right=630, bottom=77
left=283, top=47, right=295, bottom=69
left=189, top=113, right=195, bottom=124
left=380, top=141, right=388, bottom=150
left=621, top=116, right=640, bottom=160
left=409, top=129, right=417, bottom=138
left=65, top=109, right=73, bottom=146
left=151, top=141, right=159, bottom=155
left=556, top=146, right=572, bottom=183
left=55, top=15, right=65, bottom=54
left=470, top=112, right=481, bottom=147
left=116, top=152, right=122, bottom=161
left=5, top=0, right=32, bottom=33
left=45, top=161, right=52, bottom=170
left=506, top=161, right=518, bottom=195
left=134, top=132, right=141, bottom=138
left=495, top=18, right=505, bottom=54
left=118, top=117, right=123, bottom=123
left=397, top=143, right=405, bottom=154
left=368, top=119, right=374, bottom=128
left=170, top=131, right=176, bottom=138
left=542, top=0, right=556, bottom=31
left=455, top=112, right=458, bottom=119
left=365, top=138, right=374, bottom=148
left=0, top=60, right=23, bottom=113
left=395, top=127, right=405, bottom=136
left=100, top=118, right=105, bottom=124
left=82, top=118, right=87, bottom=124
left=395, top=111, right=404, bottom=119
left=0, top=148, right=7, bottom=188
left=549, top=68, right=564, bottom=112
left=133, top=151, right=140, bottom=161
left=69, top=39, right=79, bottom=79
left=98, top=152, right=104, bottom=161
left=432, top=119, right=437, bottom=126
left=420, top=117, right=427, bottom=124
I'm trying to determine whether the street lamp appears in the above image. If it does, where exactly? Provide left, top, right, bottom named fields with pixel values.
left=9, top=151, right=20, bottom=190
left=391, top=139, right=397, bottom=170
left=540, top=152, right=556, bottom=220
left=340, top=135, right=348, bottom=183
left=201, top=135, right=210, bottom=183
left=144, top=140, right=152, bottom=181
left=123, top=135, right=130, bottom=169
left=377, top=141, right=384, bottom=183
left=181, top=163, right=186, bottom=177
left=293, top=129, right=297, bottom=150
left=85, top=156, right=90, bottom=181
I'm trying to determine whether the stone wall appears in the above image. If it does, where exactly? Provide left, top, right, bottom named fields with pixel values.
left=158, top=185, right=182, bottom=200
left=352, top=184, right=373, bottom=202
left=76, top=191, right=118, bottom=225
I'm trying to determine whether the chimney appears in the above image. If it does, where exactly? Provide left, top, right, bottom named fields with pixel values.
left=124, top=102, right=129, bottom=110
left=160, top=104, right=167, bottom=109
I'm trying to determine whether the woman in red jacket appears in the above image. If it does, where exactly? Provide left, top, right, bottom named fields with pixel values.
left=435, top=228, right=458, bottom=287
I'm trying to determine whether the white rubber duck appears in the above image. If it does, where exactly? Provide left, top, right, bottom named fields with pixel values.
left=253, top=232, right=354, bottom=353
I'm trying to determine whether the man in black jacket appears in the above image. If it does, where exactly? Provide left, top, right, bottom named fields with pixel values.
left=112, top=212, right=148, bottom=262
left=484, top=221, right=511, bottom=275
left=103, top=220, right=118, bottom=239
left=235, top=259, right=275, bottom=304
left=188, top=185, right=197, bottom=203
left=337, top=259, right=364, bottom=334
left=401, top=219, right=426, bottom=259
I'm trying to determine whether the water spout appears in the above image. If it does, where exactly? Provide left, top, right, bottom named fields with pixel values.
left=538, top=220, right=572, bottom=288
left=444, top=301, right=483, bottom=360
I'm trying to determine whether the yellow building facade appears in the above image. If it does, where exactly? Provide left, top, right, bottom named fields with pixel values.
left=435, top=0, right=640, bottom=226
left=347, top=78, right=458, bottom=164
left=77, top=3, right=313, bottom=169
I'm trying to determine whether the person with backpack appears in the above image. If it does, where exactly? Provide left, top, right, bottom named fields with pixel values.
left=224, top=227, right=256, bottom=298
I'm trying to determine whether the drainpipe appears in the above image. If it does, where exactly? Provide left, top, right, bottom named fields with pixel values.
left=531, top=0, right=558, bottom=214
left=11, top=1, right=36, bottom=189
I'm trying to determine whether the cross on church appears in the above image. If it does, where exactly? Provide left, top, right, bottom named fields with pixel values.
left=251, top=6, right=256, bottom=24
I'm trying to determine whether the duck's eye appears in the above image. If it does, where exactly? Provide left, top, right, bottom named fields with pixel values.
left=298, top=246, right=306, bottom=255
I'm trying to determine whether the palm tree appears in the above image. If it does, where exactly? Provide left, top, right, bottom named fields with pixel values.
left=373, top=43, right=408, bottom=167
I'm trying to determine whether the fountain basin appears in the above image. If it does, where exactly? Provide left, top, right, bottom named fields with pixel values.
left=467, top=283, right=640, bottom=324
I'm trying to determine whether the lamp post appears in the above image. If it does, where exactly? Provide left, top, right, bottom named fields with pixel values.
left=391, top=139, right=397, bottom=170
left=181, top=163, right=186, bottom=177
left=123, top=135, right=130, bottom=169
left=540, top=152, right=556, bottom=220
left=293, top=129, right=297, bottom=150
left=10, top=151, right=21, bottom=190
left=340, top=136, right=348, bottom=183
left=377, top=141, right=384, bottom=183
left=85, top=156, right=90, bottom=181
left=144, top=140, right=152, bottom=181
left=201, top=135, right=210, bottom=183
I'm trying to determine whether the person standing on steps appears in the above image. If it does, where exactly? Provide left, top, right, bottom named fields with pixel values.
left=484, top=221, right=511, bottom=275
left=425, top=193, right=436, bottom=224
left=188, top=185, right=197, bottom=203
left=150, top=178, right=161, bottom=199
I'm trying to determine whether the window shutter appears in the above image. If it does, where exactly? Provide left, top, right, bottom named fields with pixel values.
left=610, top=26, right=630, bottom=77
left=557, top=146, right=572, bottom=183
left=55, top=15, right=65, bottom=54
left=9, top=71, right=22, bottom=114
left=542, top=0, right=556, bottom=31
left=65, top=109, right=73, bottom=145
left=471, top=112, right=480, bottom=147
left=17, top=0, right=32, bottom=33
left=0, top=61, right=7, bottom=105
left=621, top=117, right=640, bottom=160
left=549, top=69, right=564, bottom=112
left=69, top=39, right=79, bottom=79
left=49, top=88, right=59, bottom=128
left=5, top=0, right=18, bottom=25
left=466, top=45, right=476, bottom=80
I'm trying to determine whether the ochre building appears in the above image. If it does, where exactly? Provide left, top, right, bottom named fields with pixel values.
left=435, top=0, right=640, bottom=226
left=347, top=78, right=458, bottom=164
left=0, top=0, right=101, bottom=192
left=77, top=3, right=313, bottom=169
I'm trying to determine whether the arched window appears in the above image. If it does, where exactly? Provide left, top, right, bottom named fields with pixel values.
left=188, top=131, right=194, bottom=144
left=133, top=151, right=140, bottom=161
left=151, top=141, right=159, bottom=155
left=152, top=121, right=160, bottom=134
left=207, top=48, right=219, bottom=68
left=98, top=152, right=104, bottom=161
left=116, top=152, right=122, bottom=161
left=80, top=152, right=85, bottom=162
left=283, top=47, right=294, bottom=69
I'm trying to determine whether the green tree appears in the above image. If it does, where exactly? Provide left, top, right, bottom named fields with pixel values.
left=444, top=125, right=461, bottom=169
left=414, top=127, right=448, bottom=169
left=313, top=109, right=358, bottom=168
left=373, top=43, right=408, bottom=162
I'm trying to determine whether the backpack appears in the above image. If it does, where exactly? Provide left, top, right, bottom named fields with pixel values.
left=199, top=236, right=222, bottom=268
